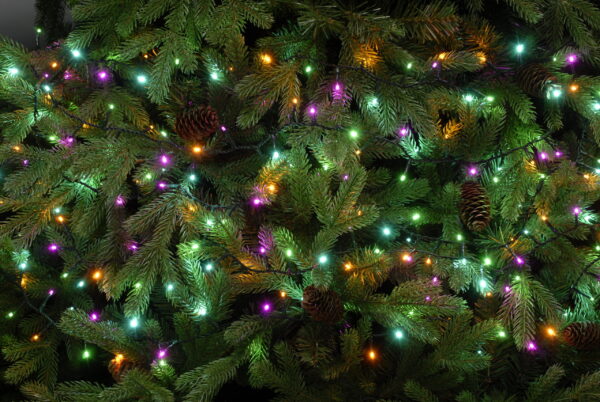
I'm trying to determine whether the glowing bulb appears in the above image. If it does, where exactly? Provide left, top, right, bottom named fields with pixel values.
left=593, top=103, right=600, bottom=111
left=92, top=270, right=102, bottom=280
left=89, top=312, right=99, bottom=321
left=515, top=44, right=524, bottom=54
left=344, top=262, right=353, bottom=270
left=308, top=106, right=317, bottom=116
left=479, top=279, right=488, bottom=289
left=552, top=88, right=562, bottom=98
left=318, top=255, right=328, bottom=264
left=7, top=312, right=15, bottom=318
left=71, top=49, right=81, bottom=58
left=166, top=283, right=174, bottom=291
left=8, top=67, right=19, bottom=75
left=569, top=84, right=579, bottom=92
left=464, top=94, right=474, bottom=102
left=50, top=61, right=58, bottom=69
left=82, top=349, right=91, bottom=359
left=400, top=174, right=406, bottom=181
left=407, top=62, right=413, bottom=69
left=486, top=96, right=494, bottom=102
left=572, top=206, right=582, bottom=215
left=382, top=227, right=391, bottom=236
left=196, top=306, right=207, bottom=316
left=468, top=167, right=478, bottom=176
left=527, top=341, right=537, bottom=351
left=129, top=318, right=139, bottom=328
left=280, top=291, right=286, bottom=298
left=134, top=282, right=142, bottom=289
left=260, top=54, right=272, bottom=64
left=210, top=71, right=219, bottom=80
left=114, top=354, right=124, bottom=364
left=31, top=334, right=40, bottom=341
left=483, top=257, right=492, bottom=266
left=304, top=65, right=312, bottom=73
left=56, top=215, right=65, bottom=223
left=402, top=253, right=413, bottom=263
left=425, top=257, right=432, bottom=265
left=394, top=330, right=404, bottom=339
left=77, top=280, right=85, bottom=288
left=498, top=330, right=507, bottom=338
left=192, top=145, right=202, bottom=154
left=286, top=249, right=293, bottom=257
left=567, top=54, right=577, bottom=63
left=157, top=349, right=167, bottom=359
left=367, top=349, right=377, bottom=360
left=205, top=263, right=213, bottom=271
left=48, top=243, right=59, bottom=253
left=175, top=58, right=180, bottom=65
left=515, top=256, right=524, bottom=265
left=272, top=151, right=280, bottom=160
left=349, top=129, right=359, bottom=139
left=137, top=75, right=147, bottom=84
left=412, top=212, right=421, bottom=221
left=97, top=70, right=108, bottom=81
left=456, top=234, right=463, bottom=241
left=262, top=303, right=271, bottom=312
left=546, top=327, right=556, bottom=337
left=19, top=262, right=27, bottom=270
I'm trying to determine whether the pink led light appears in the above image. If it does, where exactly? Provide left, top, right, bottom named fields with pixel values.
left=539, top=152, right=548, bottom=160
left=97, top=70, right=108, bottom=81
left=504, top=286, right=511, bottom=293
left=127, top=242, right=138, bottom=251
left=572, top=206, right=582, bottom=215
left=334, top=83, right=341, bottom=91
left=157, top=181, right=168, bottom=190
left=425, top=295, right=431, bottom=301
left=252, top=198, right=262, bottom=206
left=48, top=289, right=55, bottom=296
left=48, top=243, right=59, bottom=252
left=159, top=154, right=169, bottom=166
left=259, top=247, right=266, bottom=254
left=262, top=303, right=271, bottom=312
left=115, top=195, right=125, bottom=206
left=515, top=256, right=524, bottom=265
left=43, top=73, right=49, bottom=79
left=527, top=341, right=537, bottom=351
left=89, top=312, right=99, bottom=321
left=63, top=71, right=72, bottom=80
left=468, top=166, right=478, bottom=176
left=432, top=276, right=439, bottom=284
left=308, top=106, right=317, bottom=116
left=220, top=125, right=227, bottom=132
left=432, top=61, right=439, bottom=68
left=342, top=174, right=349, bottom=181
left=554, top=150, right=562, bottom=158
left=567, top=54, right=577, bottom=63
left=22, top=159, right=29, bottom=166
left=157, top=349, right=167, bottom=359
left=398, top=127, right=409, bottom=137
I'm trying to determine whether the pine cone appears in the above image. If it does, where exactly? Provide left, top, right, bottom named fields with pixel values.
left=302, top=285, right=344, bottom=324
left=563, top=322, right=600, bottom=349
left=175, top=105, right=219, bottom=144
left=459, top=182, right=491, bottom=232
left=515, top=63, right=556, bottom=97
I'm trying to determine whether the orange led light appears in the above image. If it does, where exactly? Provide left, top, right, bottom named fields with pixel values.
left=367, top=349, right=377, bottom=361
left=192, top=146, right=203, bottom=154
left=344, top=262, right=353, bottom=271
left=56, top=215, right=66, bottom=224
left=50, top=61, right=59, bottom=69
left=355, top=149, right=362, bottom=155
left=82, top=123, right=90, bottom=129
left=425, top=257, right=432, bottom=265
left=12, top=145, right=21, bottom=152
left=569, top=84, right=579, bottom=92
left=357, top=210, right=363, bottom=216
left=143, top=53, right=149, bottom=59
left=228, top=66, right=234, bottom=71
left=279, top=291, right=286, bottom=298
left=92, top=269, right=102, bottom=280
left=540, top=215, right=548, bottom=221
left=31, top=334, right=40, bottom=341
left=292, top=97, right=298, bottom=104
left=401, top=253, right=412, bottom=262
left=267, top=183, right=277, bottom=193
left=113, top=353, right=124, bottom=364
left=260, top=54, right=273, bottom=64
left=437, top=52, right=448, bottom=60
left=584, top=174, right=590, bottom=179
left=485, top=292, right=493, bottom=298
left=546, top=327, right=557, bottom=337
left=477, top=52, right=487, bottom=64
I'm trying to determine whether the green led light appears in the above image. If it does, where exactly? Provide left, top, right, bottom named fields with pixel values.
left=551, top=89, right=562, bottom=98
left=82, top=349, right=91, bottom=359
left=514, top=275, right=521, bottom=281
left=349, top=129, right=359, bottom=139
left=493, top=176, right=499, bottom=183
left=272, top=151, right=280, bottom=160
left=304, top=65, right=312, bottom=73
left=595, top=245, right=600, bottom=251
left=318, top=255, right=328, bottom=264
left=382, top=227, right=391, bottom=236
left=485, top=96, right=495, bottom=102
left=205, top=263, right=213, bottom=271
left=129, top=317, right=139, bottom=328
left=137, top=75, right=147, bottom=84
left=498, top=330, right=507, bottom=338
left=8, top=67, right=19, bottom=75
left=61, top=272, right=68, bottom=278
left=515, top=43, right=524, bottom=54
left=400, top=174, right=407, bottom=182
left=479, top=279, right=487, bottom=289
left=286, top=249, right=293, bottom=257
left=134, top=282, right=142, bottom=289
left=36, top=28, right=42, bottom=33
left=407, top=62, right=413, bottom=69
left=43, top=85, right=51, bottom=92
left=77, top=280, right=85, bottom=288
left=210, top=71, right=219, bottom=80
left=189, top=174, right=197, bottom=181
left=191, top=242, right=199, bottom=250
left=394, top=330, right=404, bottom=339
left=412, top=213, right=421, bottom=221
left=71, top=49, right=82, bottom=58
left=53, top=207, right=62, bottom=214
left=456, top=234, right=463, bottom=241
left=7, top=312, right=14, bottom=318
left=483, top=257, right=492, bottom=266
left=19, top=262, right=27, bottom=270
left=166, top=283, right=174, bottom=291
left=196, top=306, right=207, bottom=316
left=175, top=58, right=180, bottom=65
left=464, top=94, right=474, bottom=102
left=369, top=97, right=378, bottom=107
left=144, top=173, right=152, bottom=180
left=108, top=104, right=115, bottom=110
left=160, top=131, right=168, bottom=137
left=374, top=248, right=381, bottom=254
left=593, top=103, right=600, bottom=111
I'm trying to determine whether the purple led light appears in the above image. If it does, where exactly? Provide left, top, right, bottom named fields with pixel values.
left=89, top=312, right=99, bottom=321
left=48, top=289, right=55, bottom=296
left=342, top=174, right=349, bottom=181
left=64, top=71, right=72, bottom=80
left=220, top=125, right=227, bottom=132
left=432, top=276, right=439, bottom=284
left=97, top=70, right=109, bottom=81
left=527, top=341, right=537, bottom=351
left=398, top=127, right=409, bottom=137
left=43, top=73, right=49, bottom=79
left=566, top=54, right=577, bottom=64
left=157, top=181, right=168, bottom=190
left=468, top=166, right=478, bottom=176
left=334, top=83, right=341, bottom=91
left=59, top=136, right=75, bottom=147
left=115, top=195, right=125, bottom=206
left=554, top=150, right=562, bottom=158
left=252, top=197, right=262, bottom=206
left=127, top=242, right=139, bottom=252
left=157, top=349, right=167, bottom=359
left=572, top=206, right=582, bottom=215
left=425, top=295, right=431, bottom=301
left=504, top=286, right=511, bottom=293
left=515, top=256, right=524, bottom=265
left=262, top=302, right=271, bottom=312
left=48, top=243, right=59, bottom=252
left=259, top=247, right=267, bottom=254
left=308, top=106, right=317, bottom=116
left=22, top=159, right=29, bottom=166
left=432, top=61, right=439, bottom=68
left=159, top=154, right=169, bottom=166
left=539, top=152, right=548, bottom=160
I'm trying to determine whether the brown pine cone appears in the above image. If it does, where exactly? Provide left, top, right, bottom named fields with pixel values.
left=175, top=104, right=219, bottom=145
left=515, top=63, right=556, bottom=97
left=563, top=322, right=600, bottom=349
left=302, top=285, right=344, bottom=324
left=459, top=182, right=491, bottom=232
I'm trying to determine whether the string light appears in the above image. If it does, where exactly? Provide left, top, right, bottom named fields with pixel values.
left=48, top=243, right=59, bottom=253
left=192, top=145, right=202, bottom=154
left=82, top=349, right=91, bottom=359
left=382, top=227, right=391, bottom=236
left=89, top=312, right=100, bottom=321
left=464, top=94, right=475, bottom=103
left=113, top=354, right=124, bottom=364
left=412, top=212, right=421, bottom=221
left=318, top=255, right=328, bottom=264
left=196, top=306, right=207, bottom=316
left=515, top=43, right=525, bottom=54
left=394, top=330, right=404, bottom=339
left=8, top=67, right=19, bottom=76
left=526, top=341, right=537, bottom=351
left=344, top=262, right=353, bottom=270
left=31, top=334, right=40, bottom=341
left=569, top=84, right=579, bottom=92
left=129, top=317, right=139, bottom=328
left=137, top=75, right=147, bottom=84
left=498, top=330, right=507, bottom=338
left=260, top=54, right=272, bottom=64
left=92, top=269, right=102, bottom=280
left=7, top=312, right=15, bottom=318
left=349, top=129, right=359, bottom=139
left=304, top=65, right=312, bottom=73
left=367, top=349, right=377, bottom=361
left=77, top=280, right=85, bottom=288
left=50, top=61, right=58, bottom=69
left=71, top=49, right=81, bottom=58
left=279, top=291, right=286, bottom=298
left=166, top=283, right=174, bottom=291
left=425, top=257, right=432, bottom=265
left=483, top=257, right=492, bottom=266
left=261, top=302, right=271, bottom=312
left=56, top=215, right=65, bottom=224
left=546, top=327, right=557, bottom=337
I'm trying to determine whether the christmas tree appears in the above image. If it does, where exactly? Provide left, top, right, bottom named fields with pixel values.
left=2, top=0, right=600, bottom=400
